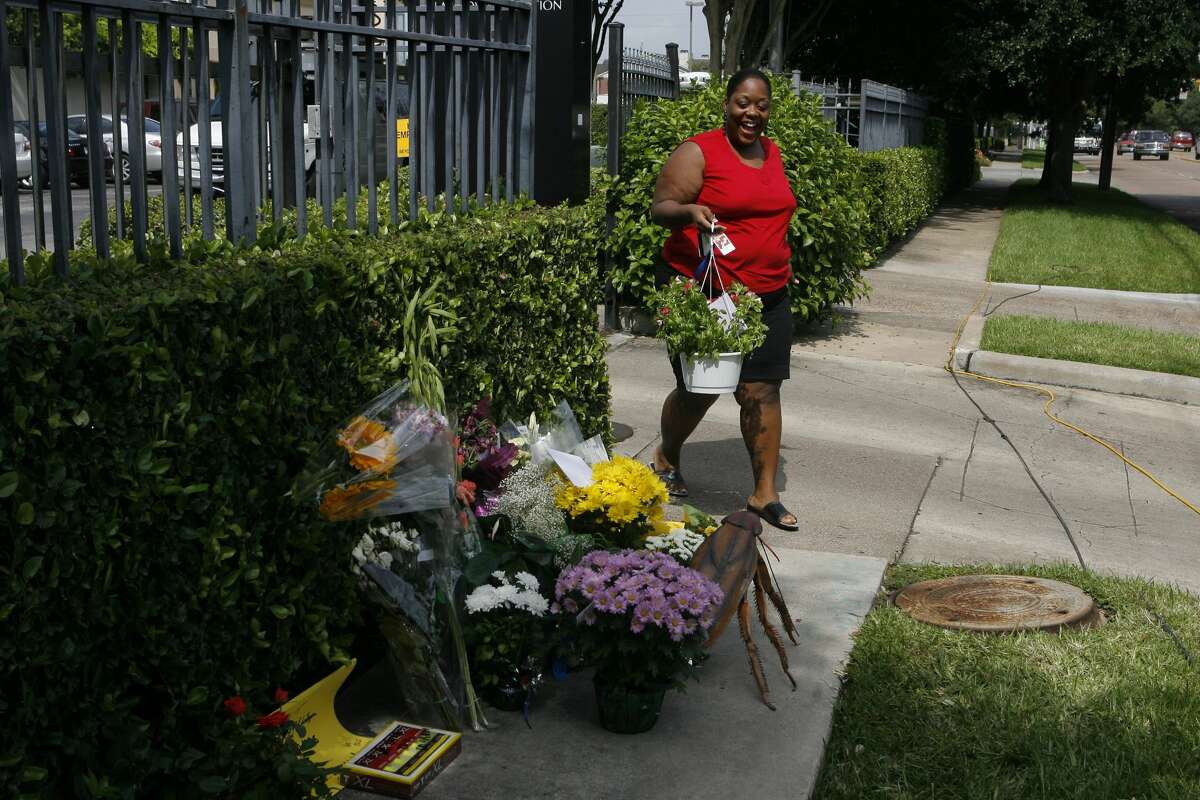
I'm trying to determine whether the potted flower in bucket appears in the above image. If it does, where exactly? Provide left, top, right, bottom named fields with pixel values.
left=554, top=549, right=723, bottom=733
left=653, top=278, right=768, bottom=394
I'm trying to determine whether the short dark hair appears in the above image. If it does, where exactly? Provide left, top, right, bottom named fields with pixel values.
left=724, top=68, right=772, bottom=100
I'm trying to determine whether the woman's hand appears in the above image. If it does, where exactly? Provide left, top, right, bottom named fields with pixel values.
left=686, top=204, right=725, bottom=233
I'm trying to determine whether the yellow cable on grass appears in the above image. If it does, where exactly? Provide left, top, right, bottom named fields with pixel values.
left=945, top=283, right=1200, bottom=517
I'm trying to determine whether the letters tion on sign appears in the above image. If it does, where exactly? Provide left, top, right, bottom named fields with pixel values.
left=396, top=118, right=410, bottom=158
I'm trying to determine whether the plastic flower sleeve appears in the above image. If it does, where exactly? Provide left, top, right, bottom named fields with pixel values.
left=295, top=381, right=457, bottom=522
left=500, top=400, right=608, bottom=468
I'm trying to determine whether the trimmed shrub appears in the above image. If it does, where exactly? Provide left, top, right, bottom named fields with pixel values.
left=607, top=75, right=872, bottom=322
left=0, top=200, right=608, bottom=797
left=860, top=146, right=946, bottom=255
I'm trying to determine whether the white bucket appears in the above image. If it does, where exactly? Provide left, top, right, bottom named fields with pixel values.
left=682, top=353, right=743, bottom=394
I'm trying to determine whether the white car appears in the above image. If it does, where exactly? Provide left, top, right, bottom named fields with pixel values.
left=1072, top=134, right=1100, bottom=155
left=66, top=114, right=163, bottom=181
left=5, top=131, right=33, bottom=182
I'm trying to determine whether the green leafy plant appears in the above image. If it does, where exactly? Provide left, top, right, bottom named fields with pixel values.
left=651, top=278, right=768, bottom=360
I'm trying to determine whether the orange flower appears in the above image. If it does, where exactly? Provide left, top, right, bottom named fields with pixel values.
left=337, top=416, right=398, bottom=472
left=318, top=480, right=397, bottom=522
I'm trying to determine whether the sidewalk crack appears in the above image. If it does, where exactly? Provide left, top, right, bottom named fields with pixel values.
left=959, top=418, right=981, bottom=502
left=1120, top=440, right=1140, bottom=538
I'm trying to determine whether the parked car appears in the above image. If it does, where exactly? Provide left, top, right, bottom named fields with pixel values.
left=1170, top=131, right=1194, bottom=152
left=1072, top=133, right=1100, bottom=155
left=12, top=120, right=111, bottom=188
left=1132, top=129, right=1170, bottom=160
left=1117, top=131, right=1136, bottom=155
left=66, top=114, right=163, bottom=181
left=0, top=131, right=34, bottom=184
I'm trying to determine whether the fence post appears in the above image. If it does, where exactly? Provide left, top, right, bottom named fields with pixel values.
left=603, top=22, right=624, bottom=332
left=0, top=0, right=24, bottom=284
left=220, top=0, right=256, bottom=243
left=606, top=22, right=622, bottom=178
left=40, top=0, right=72, bottom=276
left=666, top=42, right=680, bottom=100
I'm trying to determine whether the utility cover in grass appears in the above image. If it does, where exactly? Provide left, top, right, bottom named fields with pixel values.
left=814, top=563, right=1200, bottom=800
left=895, top=574, right=1101, bottom=633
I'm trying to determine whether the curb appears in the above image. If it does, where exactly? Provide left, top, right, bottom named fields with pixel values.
left=957, top=348, right=1200, bottom=406
left=989, top=282, right=1200, bottom=306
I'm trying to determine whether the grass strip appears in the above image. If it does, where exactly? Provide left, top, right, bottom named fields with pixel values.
left=1021, top=149, right=1087, bottom=172
left=813, top=563, right=1200, bottom=800
left=981, top=314, right=1200, bottom=379
left=989, top=181, right=1200, bottom=293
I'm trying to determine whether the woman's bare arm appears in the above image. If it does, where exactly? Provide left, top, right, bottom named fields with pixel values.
left=650, top=142, right=724, bottom=232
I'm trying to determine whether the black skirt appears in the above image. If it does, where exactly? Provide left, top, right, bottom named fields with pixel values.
left=655, top=263, right=792, bottom=388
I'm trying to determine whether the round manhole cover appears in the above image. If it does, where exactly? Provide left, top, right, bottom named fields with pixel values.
left=894, top=574, right=1102, bottom=633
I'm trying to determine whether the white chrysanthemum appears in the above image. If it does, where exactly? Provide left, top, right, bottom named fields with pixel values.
left=351, top=545, right=366, bottom=564
left=492, top=570, right=508, bottom=582
left=514, top=571, right=538, bottom=591
left=465, top=585, right=499, bottom=614
left=519, top=592, right=549, bottom=617
left=377, top=551, right=394, bottom=569
left=644, top=528, right=706, bottom=562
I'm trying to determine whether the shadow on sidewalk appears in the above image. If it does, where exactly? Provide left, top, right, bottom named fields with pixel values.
left=675, top=436, right=791, bottom=518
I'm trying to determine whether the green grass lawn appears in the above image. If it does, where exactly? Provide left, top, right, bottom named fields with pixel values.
left=981, top=314, right=1200, bottom=378
left=813, top=563, right=1200, bottom=800
left=1021, top=149, right=1087, bottom=172
left=989, top=181, right=1200, bottom=293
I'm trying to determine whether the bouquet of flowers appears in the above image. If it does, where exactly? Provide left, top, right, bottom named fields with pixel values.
left=297, top=383, right=456, bottom=522
left=464, top=571, right=551, bottom=713
left=297, top=382, right=486, bottom=731
left=553, top=549, right=722, bottom=692
left=456, top=398, right=521, bottom=518
left=652, top=278, right=768, bottom=361
left=554, top=456, right=670, bottom=549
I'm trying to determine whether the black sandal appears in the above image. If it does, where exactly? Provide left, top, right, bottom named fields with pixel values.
left=650, top=464, right=689, bottom=497
left=747, top=500, right=799, bottom=532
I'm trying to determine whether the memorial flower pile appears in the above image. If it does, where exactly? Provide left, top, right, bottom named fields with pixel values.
left=553, top=549, right=723, bottom=691
left=554, top=456, right=670, bottom=549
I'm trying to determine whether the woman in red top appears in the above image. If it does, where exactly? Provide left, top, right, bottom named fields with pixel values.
left=649, top=68, right=799, bottom=531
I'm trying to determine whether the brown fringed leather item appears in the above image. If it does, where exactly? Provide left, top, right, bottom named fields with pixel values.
left=689, top=510, right=800, bottom=710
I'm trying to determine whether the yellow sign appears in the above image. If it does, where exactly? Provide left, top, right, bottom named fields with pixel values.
left=396, top=118, right=410, bottom=159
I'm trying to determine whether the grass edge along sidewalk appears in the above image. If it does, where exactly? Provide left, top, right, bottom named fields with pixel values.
left=981, top=314, right=1200, bottom=380
left=988, top=181, right=1200, bottom=294
left=812, top=563, right=1200, bottom=800
left=1021, top=149, right=1087, bottom=172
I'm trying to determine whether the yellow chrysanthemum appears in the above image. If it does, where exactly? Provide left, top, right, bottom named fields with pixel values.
left=554, top=455, right=669, bottom=527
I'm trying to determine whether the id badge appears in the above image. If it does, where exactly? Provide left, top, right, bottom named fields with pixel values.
left=712, top=232, right=736, bottom=255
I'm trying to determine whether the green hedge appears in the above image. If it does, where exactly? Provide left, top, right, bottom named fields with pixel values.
left=0, top=200, right=609, bottom=797
left=860, top=146, right=947, bottom=254
left=606, top=80, right=977, bottom=316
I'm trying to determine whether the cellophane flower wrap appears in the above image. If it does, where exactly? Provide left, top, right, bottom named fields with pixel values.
left=297, top=382, right=456, bottom=522
left=297, top=381, right=487, bottom=732
left=652, top=278, right=768, bottom=361
left=555, top=456, right=670, bottom=549
left=553, top=549, right=723, bottom=691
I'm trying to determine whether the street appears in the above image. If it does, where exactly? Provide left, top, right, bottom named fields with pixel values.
left=1075, top=150, right=1200, bottom=231
left=6, top=183, right=164, bottom=255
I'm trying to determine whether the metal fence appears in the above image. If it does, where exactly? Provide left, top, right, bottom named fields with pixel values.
left=604, top=22, right=678, bottom=176
left=0, top=0, right=535, bottom=286
left=791, top=73, right=928, bottom=152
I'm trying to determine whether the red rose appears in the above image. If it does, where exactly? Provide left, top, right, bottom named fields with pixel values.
left=223, top=696, right=247, bottom=717
left=456, top=479, right=477, bottom=506
left=256, top=710, right=289, bottom=729
left=660, top=306, right=670, bottom=317
left=273, top=688, right=289, bottom=704
left=729, top=293, right=740, bottom=305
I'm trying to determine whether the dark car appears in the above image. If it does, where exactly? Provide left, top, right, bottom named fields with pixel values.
left=1132, top=130, right=1170, bottom=161
left=13, top=120, right=112, bottom=189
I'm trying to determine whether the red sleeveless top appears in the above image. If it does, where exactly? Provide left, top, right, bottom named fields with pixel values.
left=661, top=128, right=797, bottom=294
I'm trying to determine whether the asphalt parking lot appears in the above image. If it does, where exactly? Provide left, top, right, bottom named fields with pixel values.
left=5, top=183, right=164, bottom=255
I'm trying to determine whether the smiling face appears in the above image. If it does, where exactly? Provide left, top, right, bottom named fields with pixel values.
left=724, top=77, right=771, bottom=148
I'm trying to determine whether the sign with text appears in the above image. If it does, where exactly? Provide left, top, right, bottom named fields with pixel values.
left=396, top=118, right=410, bottom=159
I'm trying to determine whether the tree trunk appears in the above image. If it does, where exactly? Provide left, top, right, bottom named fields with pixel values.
left=722, top=0, right=756, bottom=75
left=1048, top=114, right=1078, bottom=203
left=1098, top=86, right=1118, bottom=191
left=1040, top=118, right=1056, bottom=187
left=767, top=0, right=785, bottom=71
left=704, top=0, right=724, bottom=80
